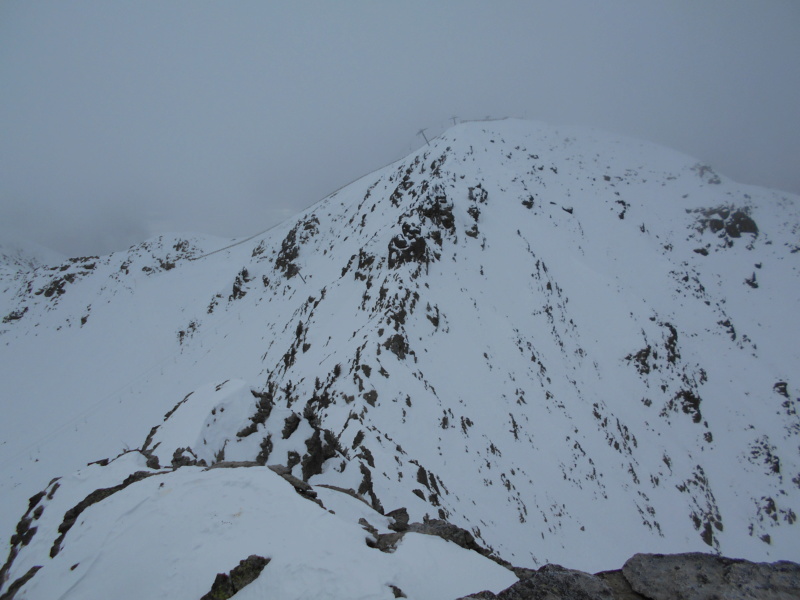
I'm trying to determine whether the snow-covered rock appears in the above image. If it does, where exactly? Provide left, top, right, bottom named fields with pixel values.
left=1, top=453, right=516, bottom=600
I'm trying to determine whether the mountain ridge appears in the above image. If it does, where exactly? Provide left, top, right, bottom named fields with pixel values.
left=1, top=119, right=798, bottom=597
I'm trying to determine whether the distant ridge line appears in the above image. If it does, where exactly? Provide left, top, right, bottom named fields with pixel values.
left=189, top=118, right=511, bottom=262
left=189, top=150, right=413, bottom=261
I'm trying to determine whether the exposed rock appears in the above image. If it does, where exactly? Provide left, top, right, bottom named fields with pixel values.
left=386, top=507, right=409, bottom=532
left=689, top=205, right=758, bottom=248
left=236, top=388, right=274, bottom=438
left=418, top=193, right=455, bottom=231
left=383, top=333, right=410, bottom=359
left=387, top=224, right=428, bottom=269
left=267, top=463, right=291, bottom=476
left=316, top=484, right=372, bottom=508
left=0, top=565, right=42, bottom=600
left=254, top=435, right=273, bottom=466
left=8, top=517, right=35, bottom=549
left=301, top=429, right=339, bottom=481
left=458, top=564, right=613, bottom=600
left=621, top=552, right=800, bottom=600
left=388, top=583, right=407, bottom=598
left=407, top=518, right=486, bottom=554
left=363, top=389, right=378, bottom=406
left=204, top=461, right=261, bottom=470
left=0, top=486, right=51, bottom=600
left=267, top=464, right=321, bottom=505
left=35, top=273, right=77, bottom=299
left=358, top=517, right=379, bottom=537
left=367, top=531, right=406, bottom=553
left=1, top=307, right=27, bottom=324
left=162, top=391, right=194, bottom=421
left=281, top=413, right=301, bottom=439
left=458, top=554, right=800, bottom=600
left=26, top=491, right=46, bottom=513
left=199, top=554, right=270, bottom=600
left=171, top=447, right=207, bottom=469
left=366, top=515, right=507, bottom=564
left=275, top=226, right=300, bottom=277
left=229, top=268, right=250, bottom=301
left=594, top=570, right=646, bottom=600
left=357, top=463, right=384, bottom=513
left=469, top=185, right=489, bottom=204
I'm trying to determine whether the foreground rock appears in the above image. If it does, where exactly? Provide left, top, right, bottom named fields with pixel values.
left=621, top=553, right=800, bottom=600
left=459, top=553, right=800, bottom=600
left=460, top=564, right=614, bottom=600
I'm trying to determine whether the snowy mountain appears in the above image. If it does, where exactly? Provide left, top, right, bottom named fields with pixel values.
left=0, top=240, right=65, bottom=273
left=1, top=119, right=798, bottom=599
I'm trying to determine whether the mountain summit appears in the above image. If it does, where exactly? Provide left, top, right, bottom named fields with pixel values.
left=1, top=119, right=798, bottom=598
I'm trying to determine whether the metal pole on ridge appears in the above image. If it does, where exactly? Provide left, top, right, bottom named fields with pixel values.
left=417, top=128, right=430, bottom=146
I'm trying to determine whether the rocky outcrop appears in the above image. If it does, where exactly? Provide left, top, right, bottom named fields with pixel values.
left=620, top=552, right=800, bottom=600
left=461, top=564, right=614, bottom=600
left=267, top=464, right=322, bottom=506
left=459, top=553, right=800, bottom=600
left=365, top=515, right=508, bottom=566
left=199, top=555, right=270, bottom=600
left=386, top=507, right=409, bottom=532
left=407, top=518, right=486, bottom=555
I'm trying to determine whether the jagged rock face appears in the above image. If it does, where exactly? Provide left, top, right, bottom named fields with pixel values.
left=1, top=120, right=799, bottom=583
left=458, top=553, right=800, bottom=600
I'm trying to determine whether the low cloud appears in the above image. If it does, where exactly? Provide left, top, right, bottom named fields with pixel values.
left=1, top=2, right=798, bottom=256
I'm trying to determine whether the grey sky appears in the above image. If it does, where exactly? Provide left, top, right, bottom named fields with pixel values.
left=1, top=1, right=798, bottom=257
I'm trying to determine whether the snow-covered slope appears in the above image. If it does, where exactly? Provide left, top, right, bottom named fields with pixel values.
left=0, top=240, right=64, bottom=273
left=1, top=119, right=798, bottom=598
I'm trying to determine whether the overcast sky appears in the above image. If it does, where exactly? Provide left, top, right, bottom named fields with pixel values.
left=1, top=1, right=798, bottom=257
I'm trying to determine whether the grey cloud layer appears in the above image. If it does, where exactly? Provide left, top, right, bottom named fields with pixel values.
left=1, top=1, right=798, bottom=256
